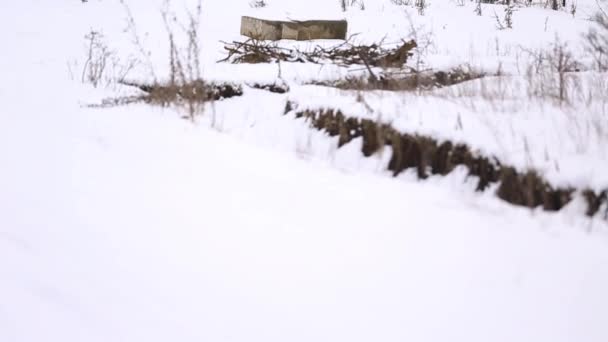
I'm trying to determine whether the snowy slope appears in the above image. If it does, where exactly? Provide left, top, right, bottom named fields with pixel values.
left=62, top=0, right=608, bottom=192
left=1, top=1, right=608, bottom=342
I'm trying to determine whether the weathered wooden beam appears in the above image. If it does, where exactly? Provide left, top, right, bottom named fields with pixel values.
left=240, top=16, right=347, bottom=41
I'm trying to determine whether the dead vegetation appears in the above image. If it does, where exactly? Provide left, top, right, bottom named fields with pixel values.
left=219, top=38, right=484, bottom=92
left=219, top=37, right=418, bottom=68
left=310, top=65, right=484, bottom=91
left=287, top=104, right=607, bottom=217
left=122, top=80, right=242, bottom=103
left=92, top=0, right=238, bottom=120
left=87, top=80, right=242, bottom=113
left=78, top=29, right=139, bottom=88
left=584, top=6, right=608, bottom=71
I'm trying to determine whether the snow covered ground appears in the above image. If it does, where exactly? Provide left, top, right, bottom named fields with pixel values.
left=1, top=0, right=608, bottom=341
left=60, top=0, right=608, bottom=193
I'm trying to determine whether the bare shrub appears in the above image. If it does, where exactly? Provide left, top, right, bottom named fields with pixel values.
left=402, top=9, right=434, bottom=90
left=494, top=4, right=516, bottom=30
left=82, top=30, right=110, bottom=87
left=584, top=9, right=608, bottom=71
left=102, top=0, right=213, bottom=120
left=119, top=0, right=157, bottom=82
left=158, top=0, right=206, bottom=119
left=81, top=29, right=138, bottom=88
left=437, top=39, right=581, bottom=108
left=521, top=37, right=578, bottom=104
left=549, top=38, right=576, bottom=103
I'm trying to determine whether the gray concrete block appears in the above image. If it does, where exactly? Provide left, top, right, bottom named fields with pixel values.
left=240, top=16, right=347, bottom=41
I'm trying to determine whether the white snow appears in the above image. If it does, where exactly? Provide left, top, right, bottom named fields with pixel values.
left=1, top=0, right=608, bottom=341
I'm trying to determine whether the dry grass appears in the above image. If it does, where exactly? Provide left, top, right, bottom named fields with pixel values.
left=95, top=0, right=227, bottom=120
left=584, top=8, right=608, bottom=71
left=89, top=80, right=242, bottom=110
left=158, top=0, right=206, bottom=119
left=79, top=29, right=138, bottom=88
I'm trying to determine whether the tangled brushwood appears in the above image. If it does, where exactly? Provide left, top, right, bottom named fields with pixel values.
left=219, top=38, right=418, bottom=68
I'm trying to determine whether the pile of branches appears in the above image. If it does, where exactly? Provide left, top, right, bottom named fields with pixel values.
left=219, top=39, right=301, bottom=64
left=219, top=38, right=417, bottom=68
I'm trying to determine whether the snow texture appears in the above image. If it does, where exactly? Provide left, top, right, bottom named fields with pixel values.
left=1, top=1, right=607, bottom=341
